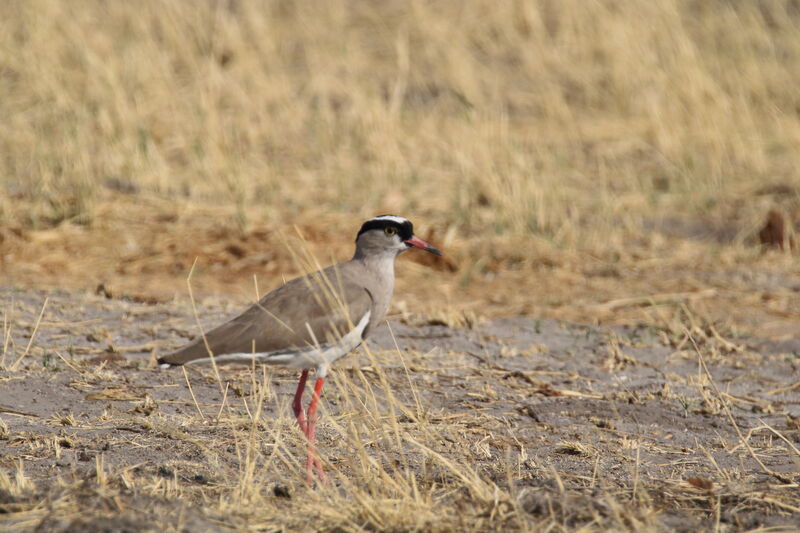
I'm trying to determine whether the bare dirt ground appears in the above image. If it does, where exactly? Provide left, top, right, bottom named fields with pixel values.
left=2, top=286, right=799, bottom=532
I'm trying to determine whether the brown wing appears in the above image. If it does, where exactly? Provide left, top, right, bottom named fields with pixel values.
left=159, top=264, right=373, bottom=365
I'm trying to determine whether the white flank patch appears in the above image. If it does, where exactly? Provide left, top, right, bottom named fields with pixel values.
left=184, top=310, right=372, bottom=376
left=369, top=215, right=409, bottom=226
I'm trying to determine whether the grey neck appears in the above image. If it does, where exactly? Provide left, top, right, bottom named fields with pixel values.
left=352, top=248, right=399, bottom=276
left=350, top=237, right=403, bottom=324
left=352, top=247, right=398, bottom=312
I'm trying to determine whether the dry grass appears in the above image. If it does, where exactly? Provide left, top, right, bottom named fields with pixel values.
left=2, top=302, right=800, bottom=531
left=2, top=1, right=800, bottom=531
left=2, top=287, right=800, bottom=531
left=1, top=0, right=799, bottom=237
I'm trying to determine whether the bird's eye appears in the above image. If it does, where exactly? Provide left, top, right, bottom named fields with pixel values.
left=384, top=226, right=397, bottom=236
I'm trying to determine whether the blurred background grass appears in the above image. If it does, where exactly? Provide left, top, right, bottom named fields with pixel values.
left=3, top=0, right=799, bottom=234
left=1, top=0, right=799, bottom=329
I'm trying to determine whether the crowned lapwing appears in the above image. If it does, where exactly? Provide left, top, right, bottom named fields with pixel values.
left=158, top=215, right=442, bottom=485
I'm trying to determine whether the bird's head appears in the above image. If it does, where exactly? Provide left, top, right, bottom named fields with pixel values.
left=355, top=215, right=442, bottom=257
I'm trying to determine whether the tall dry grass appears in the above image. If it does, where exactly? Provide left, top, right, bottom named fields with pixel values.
left=1, top=0, right=799, bottom=245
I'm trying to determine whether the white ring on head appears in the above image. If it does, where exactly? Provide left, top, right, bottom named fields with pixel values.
left=368, top=215, right=409, bottom=225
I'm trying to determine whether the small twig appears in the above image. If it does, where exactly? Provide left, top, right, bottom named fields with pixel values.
left=253, top=274, right=261, bottom=301
left=590, top=455, right=600, bottom=489
left=110, top=343, right=157, bottom=354
left=708, top=325, right=742, bottom=353
left=10, top=298, right=48, bottom=371
left=240, top=392, right=254, bottom=423
left=697, top=443, right=726, bottom=479
left=766, top=380, right=800, bottom=396
left=0, top=405, right=39, bottom=417
left=54, top=351, right=83, bottom=374
left=1, top=303, right=11, bottom=368
left=182, top=367, right=206, bottom=420
left=215, top=381, right=230, bottom=422
left=759, top=497, right=800, bottom=514
left=632, top=445, right=641, bottom=504
left=186, top=258, right=223, bottom=393
left=755, top=421, right=800, bottom=459
left=588, top=289, right=716, bottom=312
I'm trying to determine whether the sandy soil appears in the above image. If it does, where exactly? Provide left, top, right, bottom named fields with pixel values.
left=1, top=286, right=799, bottom=531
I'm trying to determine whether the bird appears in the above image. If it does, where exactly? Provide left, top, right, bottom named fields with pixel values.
left=158, top=215, right=442, bottom=485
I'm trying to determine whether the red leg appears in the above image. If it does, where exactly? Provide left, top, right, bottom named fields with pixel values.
left=293, top=370, right=325, bottom=485
left=292, top=370, right=309, bottom=434
left=305, top=377, right=327, bottom=485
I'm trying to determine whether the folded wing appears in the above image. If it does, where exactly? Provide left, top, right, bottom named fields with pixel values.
left=159, top=265, right=373, bottom=365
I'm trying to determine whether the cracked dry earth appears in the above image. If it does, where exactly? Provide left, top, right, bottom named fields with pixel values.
left=1, top=286, right=800, bottom=531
